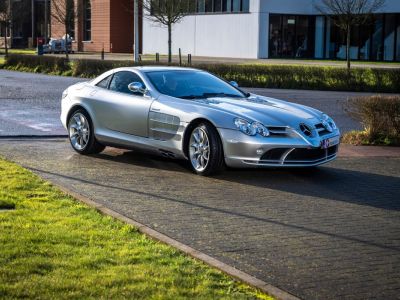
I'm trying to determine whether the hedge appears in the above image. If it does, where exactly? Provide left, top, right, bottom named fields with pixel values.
left=4, top=54, right=70, bottom=74
left=4, top=54, right=400, bottom=93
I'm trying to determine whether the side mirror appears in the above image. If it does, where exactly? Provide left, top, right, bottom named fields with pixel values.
left=128, top=82, right=146, bottom=94
left=229, top=81, right=239, bottom=88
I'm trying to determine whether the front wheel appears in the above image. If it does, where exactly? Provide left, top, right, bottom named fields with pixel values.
left=68, top=109, right=105, bottom=155
left=188, top=123, right=224, bottom=176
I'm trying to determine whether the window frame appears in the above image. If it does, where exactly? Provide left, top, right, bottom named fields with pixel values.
left=107, top=71, right=147, bottom=96
left=83, top=0, right=92, bottom=41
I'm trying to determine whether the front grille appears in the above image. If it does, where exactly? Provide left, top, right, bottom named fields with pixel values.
left=258, top=145, right=338, bottom=166
left=315, top=123, right=331, bottom=137
left=286, top=145, right=338, bottom=161
left=260, top=148, right=289, bottom=160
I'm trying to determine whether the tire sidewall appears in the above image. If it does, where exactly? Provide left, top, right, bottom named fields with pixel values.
left=189, top=122, right=224, bottom=176
left=68, top=109, right=95, bottom=154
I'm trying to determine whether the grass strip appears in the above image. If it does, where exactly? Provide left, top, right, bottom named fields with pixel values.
left=0, top=158, right=271, bottom=299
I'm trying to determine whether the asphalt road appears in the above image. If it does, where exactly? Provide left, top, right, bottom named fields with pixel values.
left=0, top=70, right=85, bottom=135
left=0, top=139, right=399, bottom=300
left=0, top=69, right=369, bottom=136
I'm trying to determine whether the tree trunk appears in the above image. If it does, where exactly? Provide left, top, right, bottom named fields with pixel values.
left=167, top=22, right=172, bottom=63
left=346, top=24, right=351, bottom=70
left=4, top=25, right=8, bottom=57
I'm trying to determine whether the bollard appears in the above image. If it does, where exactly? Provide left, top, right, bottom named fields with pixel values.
left=179, top=48, right=182, bottom=66
left=156, top=52, right=159, bottom=62
left=187, top=54, right=192, bottom=65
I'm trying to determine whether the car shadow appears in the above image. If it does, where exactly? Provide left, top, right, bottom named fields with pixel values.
left=91, top=148, right=400, bottom=212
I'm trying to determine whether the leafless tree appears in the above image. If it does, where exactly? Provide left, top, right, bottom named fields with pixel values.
left=142, top=0, right=190, bottom=63
left=315, top=0, right=385, bottom=69
left=0, top=0, right=12, bottom=57
left=51, top=0, right=78, bottom=59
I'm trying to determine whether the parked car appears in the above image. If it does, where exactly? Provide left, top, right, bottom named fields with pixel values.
left=43, top=36, right=73, bottom=54
left=61, top=67, right=340, bottom=175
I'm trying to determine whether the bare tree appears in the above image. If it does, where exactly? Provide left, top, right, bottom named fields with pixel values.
left=51, top=0, right=78, bottom=59
left=142, top=0, right=190, bottom=63
left=0, top=0, right=12, bottom=57
left=315, top=0, right=385, bottom=70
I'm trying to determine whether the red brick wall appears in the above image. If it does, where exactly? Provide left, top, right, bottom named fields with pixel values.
left=80, top=0, right=111, bottom=52
left=50, top=0, right=139, bottom=53
left=50, top=0, right=68, bottom=39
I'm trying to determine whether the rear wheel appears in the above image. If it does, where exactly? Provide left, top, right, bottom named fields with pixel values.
left=68, top=109, right=105, bottom=155
left=188, top=123, right=224, bottom=176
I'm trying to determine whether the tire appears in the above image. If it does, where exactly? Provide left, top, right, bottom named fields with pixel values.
left=67, top=109, right=105, bottom=155
left=187, top=122, right=224, bottom=176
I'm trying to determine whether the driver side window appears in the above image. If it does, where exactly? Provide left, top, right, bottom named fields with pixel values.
left=109, top=71, right=145, bottom=96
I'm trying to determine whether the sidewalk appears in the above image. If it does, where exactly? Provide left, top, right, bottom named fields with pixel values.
left=43, top=52, right=400, bottom=69
left=1, top=139, right=399, bottom=300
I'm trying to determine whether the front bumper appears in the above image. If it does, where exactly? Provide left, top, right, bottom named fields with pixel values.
left=218, top=128, right=340, bottom=168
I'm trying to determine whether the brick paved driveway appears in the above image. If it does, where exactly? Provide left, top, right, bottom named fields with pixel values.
left=0, top=139, right=399, bottom=300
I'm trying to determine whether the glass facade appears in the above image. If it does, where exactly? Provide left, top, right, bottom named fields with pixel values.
left=269, top=13, right=400, bottom=61
left=153, top=0, right=249, bottom=14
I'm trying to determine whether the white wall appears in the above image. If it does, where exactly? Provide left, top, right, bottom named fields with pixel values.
left=143, top=0, right=400, bottom=59
left=142, top=1, right=261, bottom=59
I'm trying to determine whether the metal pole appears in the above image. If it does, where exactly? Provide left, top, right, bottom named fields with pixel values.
left=8, top=0, right=12, bottom=48
left=44, top=0, right=48, bottom=42
left=31, top=0, right=35, bottom=46
left=133, top=0, right=139, bottom=62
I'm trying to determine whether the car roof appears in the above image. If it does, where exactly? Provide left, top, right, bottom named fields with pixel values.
left=113, top=66, right=202, bottom=73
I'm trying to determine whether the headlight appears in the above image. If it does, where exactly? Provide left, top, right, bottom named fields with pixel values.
left=322, top=114, right=337, bottom=131
left=234, top=118, right=270, bottom=137
left=62, top=89, right=68, bottom=99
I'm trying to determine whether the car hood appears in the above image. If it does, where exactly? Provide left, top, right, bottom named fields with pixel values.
left=193, top=94, right=323, bottom=128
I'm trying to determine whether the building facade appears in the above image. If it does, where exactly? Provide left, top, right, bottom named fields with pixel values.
left=51, top=0, right=141, bottom=53
left=0, top=0, right=49, bottom=48
left=142, top=0, right=400, bottom=61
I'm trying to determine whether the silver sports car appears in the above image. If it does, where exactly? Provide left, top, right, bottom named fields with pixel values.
left=61, top=66, right=340, bottom=175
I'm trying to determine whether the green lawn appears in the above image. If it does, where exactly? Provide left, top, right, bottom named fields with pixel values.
left=0, top=158, right=271, bottom=299
left=0, top=48, right=36, bottom=55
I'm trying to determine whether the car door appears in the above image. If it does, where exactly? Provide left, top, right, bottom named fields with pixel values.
left=93, top=71, right=152, bottom=137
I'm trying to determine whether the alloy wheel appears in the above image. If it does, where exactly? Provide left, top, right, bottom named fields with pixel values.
left=68, top=112, right=90, bottom=151
left=189, top=127, right=210, bottom=172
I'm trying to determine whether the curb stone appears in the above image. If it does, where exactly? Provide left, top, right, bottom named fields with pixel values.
left=40, top=174, right=301, bottom=300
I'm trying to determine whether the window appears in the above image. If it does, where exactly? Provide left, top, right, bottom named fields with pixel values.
left=96, top=75, right=112, bottom=89
left=397, top=21, right=400, bottom=61
left=384, top=14, right=396, bottom=61
left=269, top=14, right=315, bottom=58
left=83, top=0, right=91, bottom=41
left=157, top=0, right=250, bottom=14
left=145, top=70, right=245, bottom=99
left=66, top=0, right=75, bottom=39
left=371, top=14, right=383, bottom=61
left=109, top=72, right=145, bottom=95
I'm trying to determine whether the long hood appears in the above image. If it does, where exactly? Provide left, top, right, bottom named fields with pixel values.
left=193, top=95, right=323, bottom=127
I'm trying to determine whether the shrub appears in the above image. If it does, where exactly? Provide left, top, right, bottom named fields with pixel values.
left=71, top=59, right=166, bottom=78
left=4, top=54, right=69, bottom=74
left=343, top=95, right=400, bottom=146
left=3, top=54, right=400, bottom=93
left=195, top=64, right=400, bottom=93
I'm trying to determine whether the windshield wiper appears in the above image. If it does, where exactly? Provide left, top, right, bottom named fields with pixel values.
left=203, top=92, right=243, bottom=98
left=179, top=95, right=205, bottom=99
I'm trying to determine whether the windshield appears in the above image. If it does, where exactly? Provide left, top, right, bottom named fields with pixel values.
left=145, top=70, right=246, bottom=99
